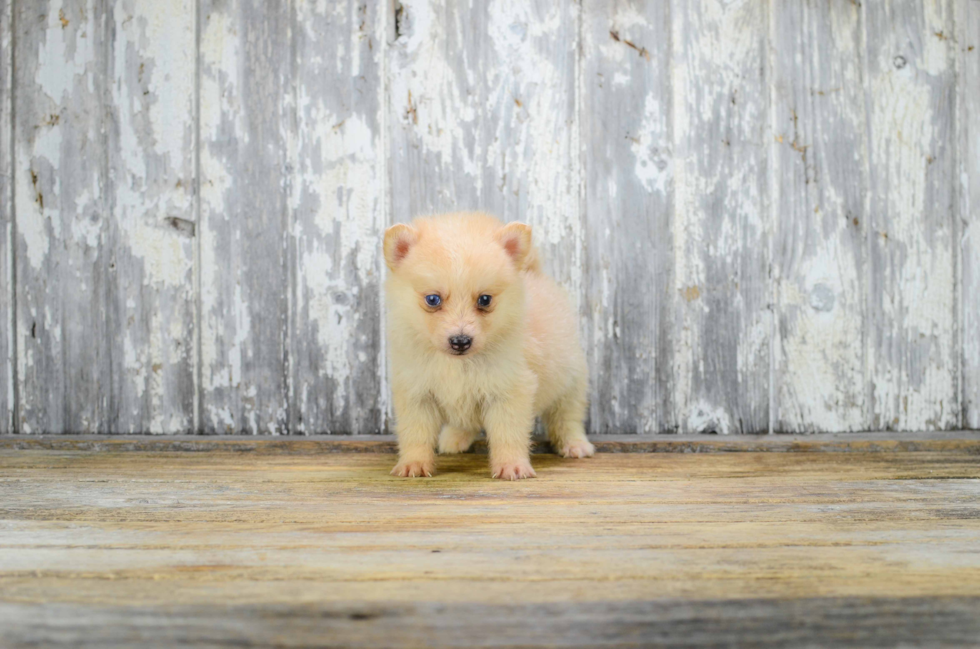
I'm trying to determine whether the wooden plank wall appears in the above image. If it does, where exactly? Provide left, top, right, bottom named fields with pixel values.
left=108, top=1, right=197, bottom=434
left=0, top=0, right=10, bottom=433
left=960, top=0, right=980, bottom=429
left=0, top=0, right=975, bottom=435
left=865, top=1, right=958, bottom=432
left=198, top=1, right=292, bottom=434
left=770, top=1, right=867, bottom=433
left=581, top=0, right=672, bottom=434
left=14, top=0, right=108, bottom=433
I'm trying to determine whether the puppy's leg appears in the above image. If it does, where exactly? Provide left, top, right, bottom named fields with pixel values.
left=438, top=426, right=480, bottom=454
left=544, top=377, right=594, bottom=459
left=391, top=389, right=442, bottom=478
left=483, top=382, right=536, bottom=480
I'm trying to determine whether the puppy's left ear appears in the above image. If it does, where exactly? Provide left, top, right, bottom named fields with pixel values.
left=384, top=223, right=418, bottom=271
left=496, top=222, right=532, bottom=269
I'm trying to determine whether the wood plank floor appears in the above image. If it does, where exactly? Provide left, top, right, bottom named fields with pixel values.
left=1, top=436, right=979, bottom=647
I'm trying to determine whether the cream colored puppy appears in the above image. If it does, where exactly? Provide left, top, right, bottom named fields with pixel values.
left=383, top=212, right=594, bottom=480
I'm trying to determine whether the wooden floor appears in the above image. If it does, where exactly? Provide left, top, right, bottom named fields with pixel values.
left=2, top=435, right=980, bottom=648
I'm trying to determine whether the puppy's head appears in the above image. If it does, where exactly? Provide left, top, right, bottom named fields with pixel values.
left=383, top=213, right=533, bottom=358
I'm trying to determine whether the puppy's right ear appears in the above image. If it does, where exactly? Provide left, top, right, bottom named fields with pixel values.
left=383, top=223, right=418, bottom=271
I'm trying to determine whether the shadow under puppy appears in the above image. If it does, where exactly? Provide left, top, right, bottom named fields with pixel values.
left=383, top=212, right=594, bottom=480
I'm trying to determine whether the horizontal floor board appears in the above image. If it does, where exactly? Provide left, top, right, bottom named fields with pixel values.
left=4, top=597, right=980, bottom=649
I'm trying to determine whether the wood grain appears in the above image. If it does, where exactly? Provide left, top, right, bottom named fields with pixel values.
left=1, top=447, right=979, bottom=646
left=670, top=0, right=771, bottom=433
left=14, top=0, right=108, bottom=433
left=864, top=1, right=958, bottom=431
left=959, top=0, right=980, bottom=429
left=582, top=0, right=673, bottom=434
left=105, top=0, right=196, bottom=433
left=290, top=0, right=386, bottom=434
left=0, top=0, right=11, bottom=433
left=198, top=0, right=290, bottom=433
left=770, top=2, right=868, bottom=432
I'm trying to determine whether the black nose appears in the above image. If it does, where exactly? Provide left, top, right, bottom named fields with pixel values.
left=449, top=335, right=472, bottom=353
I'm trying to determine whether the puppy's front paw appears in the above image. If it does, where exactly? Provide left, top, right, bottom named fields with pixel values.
left=491, top=458, right=537, bottom=480
left=391, top=458, right=435, bottom=478
left=559, top=439, right=595, bottom=458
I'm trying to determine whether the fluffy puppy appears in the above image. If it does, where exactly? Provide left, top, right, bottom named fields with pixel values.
left=383, top=212, right=594, bottom=480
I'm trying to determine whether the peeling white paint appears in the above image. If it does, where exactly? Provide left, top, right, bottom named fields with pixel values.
left=865, top=0, right=957, bottom=430
left=36, top=0, right=92, bottom=103
left=389, top=1, right=479, bottom=183
left=770, top=1, right=867, bottom=433
left=14, top=0, right=106, bottom=433
left=687, top=401, right=733, bottom=436
left=631, top=95, right=671, bottom=196
left=390, top=0, right=581, bottom=311
left=671, top=0, right=770, bottom=433
left=1, top=0, right=10, bottom=432
left=959, top=0, right=980, bottom=429
left=287, top=0, right=387, bottom=434
left=105, top=0, right=196, bottom=433
left=15, top=168, right=50, bottom=271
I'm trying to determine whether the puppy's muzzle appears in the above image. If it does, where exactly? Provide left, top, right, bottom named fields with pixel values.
left=449, top=335, right=472, bottom=354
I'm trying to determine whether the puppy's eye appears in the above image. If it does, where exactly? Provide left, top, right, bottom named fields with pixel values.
left=425, top=294, right=442, bottom=308
left=477, top=294, right=492, bottom=308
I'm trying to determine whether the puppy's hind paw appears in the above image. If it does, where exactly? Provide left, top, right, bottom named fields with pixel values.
left=391, top=458, right=435, bottom=478
left=490, top=459, right=537, bottom=480
left=558, top=439, right=595, bottom=459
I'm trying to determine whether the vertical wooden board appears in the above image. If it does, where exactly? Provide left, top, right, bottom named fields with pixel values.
left=670, top=0, right=770, bottom=434
left=290, top=2, right=385, bottom=434
left=387, top=0, right=581, bottom=305
left=770, top=2, right=868, bottom=432
left=864, top=2, right=958, bottom=431
left=0, top=0, right=11, bottom=432
left=199, top=0, right=290, bottom=433
left=581, top=0, right=672, bottom=433
left=959, top=0, right=980, bottom=429
left=105, top=0, right=196, bottom=433
left=14, top=0, right=107, bottom=433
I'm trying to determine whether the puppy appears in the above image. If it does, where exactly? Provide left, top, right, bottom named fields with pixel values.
left=383, top=212, right=594, bottom=480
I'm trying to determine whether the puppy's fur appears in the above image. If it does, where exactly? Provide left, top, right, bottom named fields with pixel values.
left=383, top=212, right=593, bottom=480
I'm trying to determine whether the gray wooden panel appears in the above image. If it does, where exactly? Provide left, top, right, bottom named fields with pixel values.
left=581, top=0, right=673, bottom=434
left=387, top=0, right=582, bottom=301
left=291, top=1, right=385, bottom=434
left=670, top=0, right=770, bottom=434
left=0, top=0, right=11, bottom=432
left=864, top=1, right=958, bottom=431
left=1, top=0, right=975, bottom=435
left=198, top=0, right=290, bottom=434
left=14, top=0, right=108, bottom=433
left=105, top=0, right=196, bottom=433
left=960, top=0, right=980, bottom=429
left=770, top=1, right=867, bottom=432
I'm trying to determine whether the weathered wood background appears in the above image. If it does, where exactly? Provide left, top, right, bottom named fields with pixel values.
left=0, top=0, right=976, bottom=435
